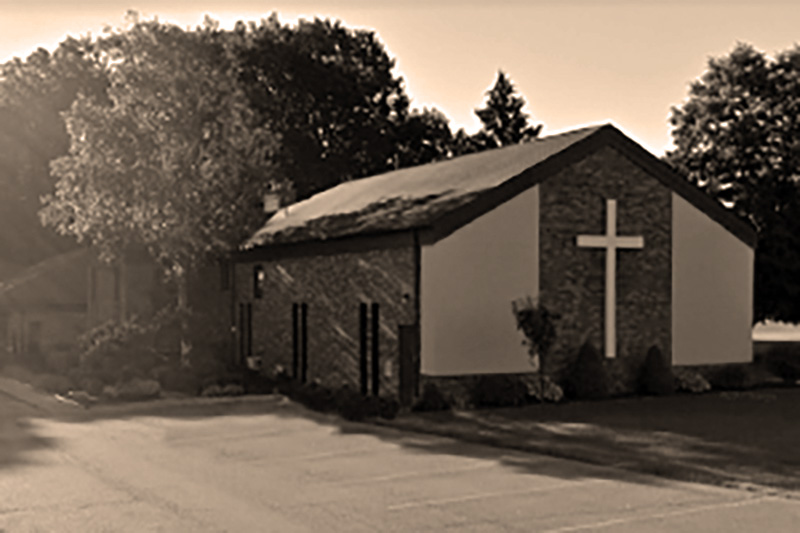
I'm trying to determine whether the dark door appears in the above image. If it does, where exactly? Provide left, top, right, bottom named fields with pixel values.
left=398, top=324, right=420, bottom=406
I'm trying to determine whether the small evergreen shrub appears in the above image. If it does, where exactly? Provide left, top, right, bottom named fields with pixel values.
left=526, top=375, right=564, bottom=403
left=336, top=389, right=381, bottom=421
left=295, top=382, right=336, bottom=412
left=469, top=375, right=528, bottom=408
left=412, top=383, right=452, bottom=412
left=378, top=397, right=400, bottom=420
left=674, top=368, right=711, bottom=393
left=705, top=364, right=753, bottom=390
left=639, top=346, right=674, bottom=396
left=759, top=346, right=800, bottom=383
left=565, top=342, right=609, bottom=400
left=33, top=373, right=75, bottom=395
left=155, top=366, right=202, bottom=395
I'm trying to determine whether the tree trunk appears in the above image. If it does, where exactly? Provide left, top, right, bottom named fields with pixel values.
left=175, top=264, right=192, bottom=368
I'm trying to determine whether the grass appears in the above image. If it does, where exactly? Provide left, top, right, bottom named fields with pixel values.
left=385, top=388, right=800, bottom=494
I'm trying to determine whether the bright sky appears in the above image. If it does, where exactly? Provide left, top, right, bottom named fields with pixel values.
left=3, top=0, right=800, bottom=155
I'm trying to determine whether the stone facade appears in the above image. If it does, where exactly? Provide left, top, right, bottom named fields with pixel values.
left=539, top=146, right=672, bottom=392
left=235, top=246, right=416, bottom=396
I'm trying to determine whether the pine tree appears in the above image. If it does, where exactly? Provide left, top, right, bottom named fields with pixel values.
left=474, top=70, right=542, bottom=149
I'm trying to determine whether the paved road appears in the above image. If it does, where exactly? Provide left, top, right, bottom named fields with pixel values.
left=1, top=391, right=799, bottom=532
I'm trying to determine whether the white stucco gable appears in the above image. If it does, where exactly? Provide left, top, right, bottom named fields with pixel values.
left=672, top=193, right=754, bottom=365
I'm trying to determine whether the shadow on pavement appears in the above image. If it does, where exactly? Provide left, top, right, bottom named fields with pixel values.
left=3, top=378, right=799, bottom=495
left=0, top=390, right=60, bottom=470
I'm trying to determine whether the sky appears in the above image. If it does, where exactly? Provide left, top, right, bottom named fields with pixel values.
left=2, top=1, right=800, bottom=155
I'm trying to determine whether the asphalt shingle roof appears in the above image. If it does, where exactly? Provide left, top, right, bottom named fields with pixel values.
left=245, top=125, right=604, bottom=248
left=243, top=123, right=756, bottom=250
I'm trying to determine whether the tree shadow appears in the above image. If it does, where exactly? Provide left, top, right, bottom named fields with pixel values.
left=4, top=384, right=800, bottom=494
left=0, top=392, right=59, bottom=470
left=373, top=390, right=800, bottom=492
left=23, top=395, right=684, bottom=488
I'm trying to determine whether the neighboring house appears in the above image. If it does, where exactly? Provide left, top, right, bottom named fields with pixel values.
left=232, top=123, right=756, bottom=404
left=0, top=248, right=90, bottom=369
left=86, top=248, right=166, bottom=328
left=0, top=247, right=183, bottom=369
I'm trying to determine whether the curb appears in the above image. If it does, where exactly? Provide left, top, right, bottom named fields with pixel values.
left=376, top=415, right=800, bottom=500
left=0, top=375, right=284, bottom=416
left=0, top=376, right=69, bottom=414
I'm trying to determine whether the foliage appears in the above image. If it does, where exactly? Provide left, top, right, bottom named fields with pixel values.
left=526, top=375, right=564, bottom=403
left=565, top=342, right=610, bottom=400
left=200, top=383, right=244, bottom=397
left=471, top=70, right=542, bottom=151
left=76, top=305, right=181, bottom=385
left=0, top=37, right=108, bottom=266
left=512, top=296, right=559, bottom=372
left=114, top=377, right=161, bottom=401
left=758, top=345, right=800, bottom=383
left=41, top=19, right=278, bottom=364
left=704, top=364, right=755, bottom=391
left=639, top=346, right=675, bottom=396
left=42, top=20, right=276, bottom=271
left=412, top=383, right=453, bottom=412
left=666, top=43, right=800, bottom=323
left=32, top=373, right=75, bottom=395
left=513, top=296, right=560, bottom=403
left=226, top=15, right=451, bottom=199
left=469, top=375, right=528, bottom=408
left=272, top=374, right=399, bottom=421
left=673, top=368, right=712, bottom=394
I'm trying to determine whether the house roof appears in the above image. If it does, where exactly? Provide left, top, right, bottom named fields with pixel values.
left=0, top=248, right=89, bottom=312
left=243, top=123, right=756, bottom=252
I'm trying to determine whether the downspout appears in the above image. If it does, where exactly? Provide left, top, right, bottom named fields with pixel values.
left=413, top=229, right=422, bottom=396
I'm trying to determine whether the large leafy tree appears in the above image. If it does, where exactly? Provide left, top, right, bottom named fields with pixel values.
left=0, top=38, right=107, bottom=267
left=472, top=70, right=542, bottom=150
left=227, top=16, right=413, bottom=199
left=41, top=19, right=277, bottom=362
left=666, top=43, right=800, bottom=323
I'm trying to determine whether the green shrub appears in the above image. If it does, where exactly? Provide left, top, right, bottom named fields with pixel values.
left=335, top=388, right=381, bottom=421
left=526, top=375, right=564, bottom=403
left=33, top=373, right=75, bottom=395
left=639, top=346, right=674, bottom=396
left=155, top=366, right=202, bottom=395
left=241, top=372, right=277, bottom=395
left=565, top=342, right=609, bottom=400
left=469, top=375, right=528, bottom=408
left=378, top=397, right=400, bottom=420
left=759, top=346, right=800, bottom=383
left=412, top=383, right=452, bottom=412
left=705, top=364, right=753, bottom=390
left=674, top=368, right=711, bottom=393
left=295, top=382, right=336, bottom=412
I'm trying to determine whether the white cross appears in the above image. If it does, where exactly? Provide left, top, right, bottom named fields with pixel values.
left=576, top=199, right=644, bottom=358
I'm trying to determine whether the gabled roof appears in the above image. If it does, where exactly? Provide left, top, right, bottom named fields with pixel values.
left=0, top=248, right=89, bottom=312
left=243, top=123, right=756, bottom=252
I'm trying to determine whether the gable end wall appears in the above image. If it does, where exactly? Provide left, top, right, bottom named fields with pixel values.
left=539, top=146, right=672, bottom=391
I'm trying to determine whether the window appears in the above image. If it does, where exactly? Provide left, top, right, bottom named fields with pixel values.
left=253, top=265, right=265, bottom=299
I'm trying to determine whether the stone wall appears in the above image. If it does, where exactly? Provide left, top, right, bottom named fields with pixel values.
left=539, top=146, right=672, bottom=393
left=235, top=246, right=416, bottom=396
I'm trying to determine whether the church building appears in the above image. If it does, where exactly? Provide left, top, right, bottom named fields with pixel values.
left=232, top=124, right=756, bottom=404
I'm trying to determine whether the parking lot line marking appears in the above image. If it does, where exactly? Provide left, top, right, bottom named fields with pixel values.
left=387, top=479, right=611, bottom=511
left=538, top=495, right=774, bottom=532
left=322, top=461, right=499, bottom=487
